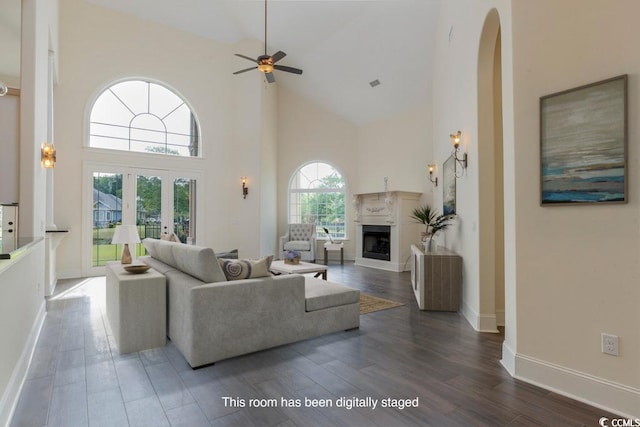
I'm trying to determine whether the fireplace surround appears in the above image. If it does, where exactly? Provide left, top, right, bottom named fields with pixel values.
left=353, top=191, right=421, bottom=272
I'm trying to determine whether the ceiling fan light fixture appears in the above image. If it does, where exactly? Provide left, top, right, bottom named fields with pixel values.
left=232, top=0, right=303, bottom=82
left=258, top=57, right=274, bottom=73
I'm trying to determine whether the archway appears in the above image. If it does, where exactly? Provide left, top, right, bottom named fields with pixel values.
left=477, top=9, right=504, bottom=334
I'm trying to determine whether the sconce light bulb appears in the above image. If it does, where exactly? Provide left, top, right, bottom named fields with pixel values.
left=41, top=142, right=56, bottom=168
left=450, top=130, right=462, bottom=148
left=241, top=177, right=248, bottom=199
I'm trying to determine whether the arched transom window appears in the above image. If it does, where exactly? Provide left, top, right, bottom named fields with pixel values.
left=289, top=162, right=346, bottom=239
left=89, top=79, right=199, bottom=157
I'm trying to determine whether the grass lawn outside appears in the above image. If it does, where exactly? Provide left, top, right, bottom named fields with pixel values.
left=93, top=243, right=147, bottom=266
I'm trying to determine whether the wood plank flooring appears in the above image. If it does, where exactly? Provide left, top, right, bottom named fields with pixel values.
left=10, top=263, right=617, bottom=426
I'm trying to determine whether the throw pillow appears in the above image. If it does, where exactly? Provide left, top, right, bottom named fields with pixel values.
left=218, top=255, right=273, bottom=281
left=160, top=232, right=181, bottom=242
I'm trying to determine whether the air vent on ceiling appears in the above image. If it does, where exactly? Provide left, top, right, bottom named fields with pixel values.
left=369, top=79, right=381, bottom=88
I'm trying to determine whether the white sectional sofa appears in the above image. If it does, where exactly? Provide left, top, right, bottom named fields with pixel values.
left=140, top=238, right=360, bottom=368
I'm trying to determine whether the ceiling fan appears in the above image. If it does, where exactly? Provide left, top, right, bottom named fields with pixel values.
left=233, top=0, right=303, bottom=83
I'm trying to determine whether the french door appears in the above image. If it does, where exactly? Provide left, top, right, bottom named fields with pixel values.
left=84, top=163, right=200, bottom=276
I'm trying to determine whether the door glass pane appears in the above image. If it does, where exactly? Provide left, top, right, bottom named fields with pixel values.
left=173, top=178, right=195, bottom=244
left=136, top=174, right=162, bottom=255
left=92, top=172, right=123, bottom=266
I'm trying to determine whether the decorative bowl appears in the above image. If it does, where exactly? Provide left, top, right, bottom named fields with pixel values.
left=123, top=265, right=151, bottom=274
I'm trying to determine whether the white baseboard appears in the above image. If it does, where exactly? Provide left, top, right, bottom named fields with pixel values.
left=500, top=340, right=516, bottom=376
left=510, top=352, right=640, bottom=419
left=57, top=269, right=82, bottom=280
left=0, top=302, right=47, bottom=427
left=461, top=301, right=500, bottom=333
left=496, top=309, right=505, bottom=327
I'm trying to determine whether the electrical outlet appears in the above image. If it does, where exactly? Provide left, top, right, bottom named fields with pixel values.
left=601, top=333, right=619, bottom=356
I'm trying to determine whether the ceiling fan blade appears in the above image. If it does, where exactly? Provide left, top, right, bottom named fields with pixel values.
left=265, top=72, right=276, bottom=83
left=274, top=65, right=303, bottom=75
left=271, top=51, right=286, bottom=63
left=233, top=66, right=258, bottom=75
left=234, top=53, right=257, bottom=63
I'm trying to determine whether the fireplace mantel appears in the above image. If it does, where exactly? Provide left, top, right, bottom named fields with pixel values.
left=353, top=191, right=422, bottom=271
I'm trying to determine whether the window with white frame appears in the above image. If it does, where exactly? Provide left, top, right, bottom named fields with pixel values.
left=89, top=79, right=199, bottom=157
left=289, top=162, right=346, bottom=240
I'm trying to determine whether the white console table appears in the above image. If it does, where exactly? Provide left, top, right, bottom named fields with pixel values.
left=105, top=262, right=166, bottom=353
left=410, top=244, right=462, bottom=311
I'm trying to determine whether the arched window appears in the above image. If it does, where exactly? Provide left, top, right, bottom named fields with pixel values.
left=289, top=162, right=346, bottom=239
left=89, top=79, right=199, bottom=157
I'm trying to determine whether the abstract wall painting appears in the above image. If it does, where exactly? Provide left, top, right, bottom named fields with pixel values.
left=540, top=75, right=627, bottom=205
left=443, top=155, right=456, bottom=216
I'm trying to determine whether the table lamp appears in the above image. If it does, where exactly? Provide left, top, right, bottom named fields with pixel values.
left=111, top=225, right=141, bottom=264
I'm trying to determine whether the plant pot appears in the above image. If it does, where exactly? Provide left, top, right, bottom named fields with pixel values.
left=422, top=240, right=436, bottom=252
left=284, top=258, right=300, bottom=265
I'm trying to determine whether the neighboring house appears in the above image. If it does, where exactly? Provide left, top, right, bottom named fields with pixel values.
left=92, top=188, right=122, bottom=228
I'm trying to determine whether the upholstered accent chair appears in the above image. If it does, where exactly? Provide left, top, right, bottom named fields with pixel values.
left=279, top=224, right=317, bottom=262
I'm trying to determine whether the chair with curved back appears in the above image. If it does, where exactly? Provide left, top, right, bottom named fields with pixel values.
left=279, top=223, right=317, bottom=262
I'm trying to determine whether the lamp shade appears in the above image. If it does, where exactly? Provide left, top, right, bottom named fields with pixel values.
left=111, top=225, right=141, bottom=245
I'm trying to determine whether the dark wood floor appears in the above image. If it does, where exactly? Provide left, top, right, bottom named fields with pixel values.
left=10, top=263, right=616, bottom=426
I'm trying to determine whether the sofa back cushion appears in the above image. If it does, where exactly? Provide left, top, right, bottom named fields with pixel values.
left=143, top=238, right=176, bottom=267
left=143, top=238, right=227, bottom=283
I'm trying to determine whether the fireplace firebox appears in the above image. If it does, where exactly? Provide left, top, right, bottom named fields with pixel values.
left=362, top=225, right=391, bottom=261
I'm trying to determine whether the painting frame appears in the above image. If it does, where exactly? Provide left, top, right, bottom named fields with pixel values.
left=540, top=75, right=628, bottom=206
left=442, top=155, right=456, bottom=216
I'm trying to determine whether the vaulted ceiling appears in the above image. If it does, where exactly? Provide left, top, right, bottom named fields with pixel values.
left=88, top=0, right=441, bottom=125
left=4, top=0, right=441, bottom=125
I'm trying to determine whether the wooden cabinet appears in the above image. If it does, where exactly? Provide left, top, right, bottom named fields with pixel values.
left=410, top=244, right=462, bottom=311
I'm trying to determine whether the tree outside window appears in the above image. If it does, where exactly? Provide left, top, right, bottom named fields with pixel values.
left=289, top=162, right=346, bottom=239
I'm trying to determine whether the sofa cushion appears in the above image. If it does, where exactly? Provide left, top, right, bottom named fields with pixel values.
left=284, top=240, right=311, bottom=251
left=172, top=243, right=227, bottom=283
left=142, top=238, right=226, bottom=283
left=143, top=238, right=177, bottom=267
left=304, top=277, right=360, bottom=312
left=219, top=256, right=273, bottom=281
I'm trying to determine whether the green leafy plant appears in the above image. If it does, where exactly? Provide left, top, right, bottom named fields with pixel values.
left=410, top=204, right=453, bottom=243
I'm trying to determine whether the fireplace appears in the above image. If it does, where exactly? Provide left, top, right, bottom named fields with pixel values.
left=354, top=191, right=421, bottom=272
left=362, top=225, right=391, bottom=261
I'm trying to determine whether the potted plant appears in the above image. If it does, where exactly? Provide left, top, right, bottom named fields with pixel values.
left=410, top=204, right=453, bottom=251
left=284, top=250, right=301, bottom=265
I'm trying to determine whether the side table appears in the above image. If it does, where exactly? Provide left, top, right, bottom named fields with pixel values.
left=105, top=262, right=166, bottom=353
left=323, top=242, right=344, bottom=265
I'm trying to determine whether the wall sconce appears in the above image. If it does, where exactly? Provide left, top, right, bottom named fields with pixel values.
left=427, top=164, right=438, bottom=187
left=242, top=177, right=248, bottom=199
left=450, top=130, right=468, bottom=172
left=41, top=142, right=56, bottom=168
left=0, top=81, right=7, bottom=96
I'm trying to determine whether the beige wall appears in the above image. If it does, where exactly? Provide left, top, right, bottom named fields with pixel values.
left=276, top=87, right=359, bottom=258
left=356, top=106, right=433, bottom=198
left=434, top=0, right=639, bottom=417
left=276, top=87, right=434, bottom=260
left=53, top=0, right=277, bottom=277
left=510, top=0, right=639, bottom=413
